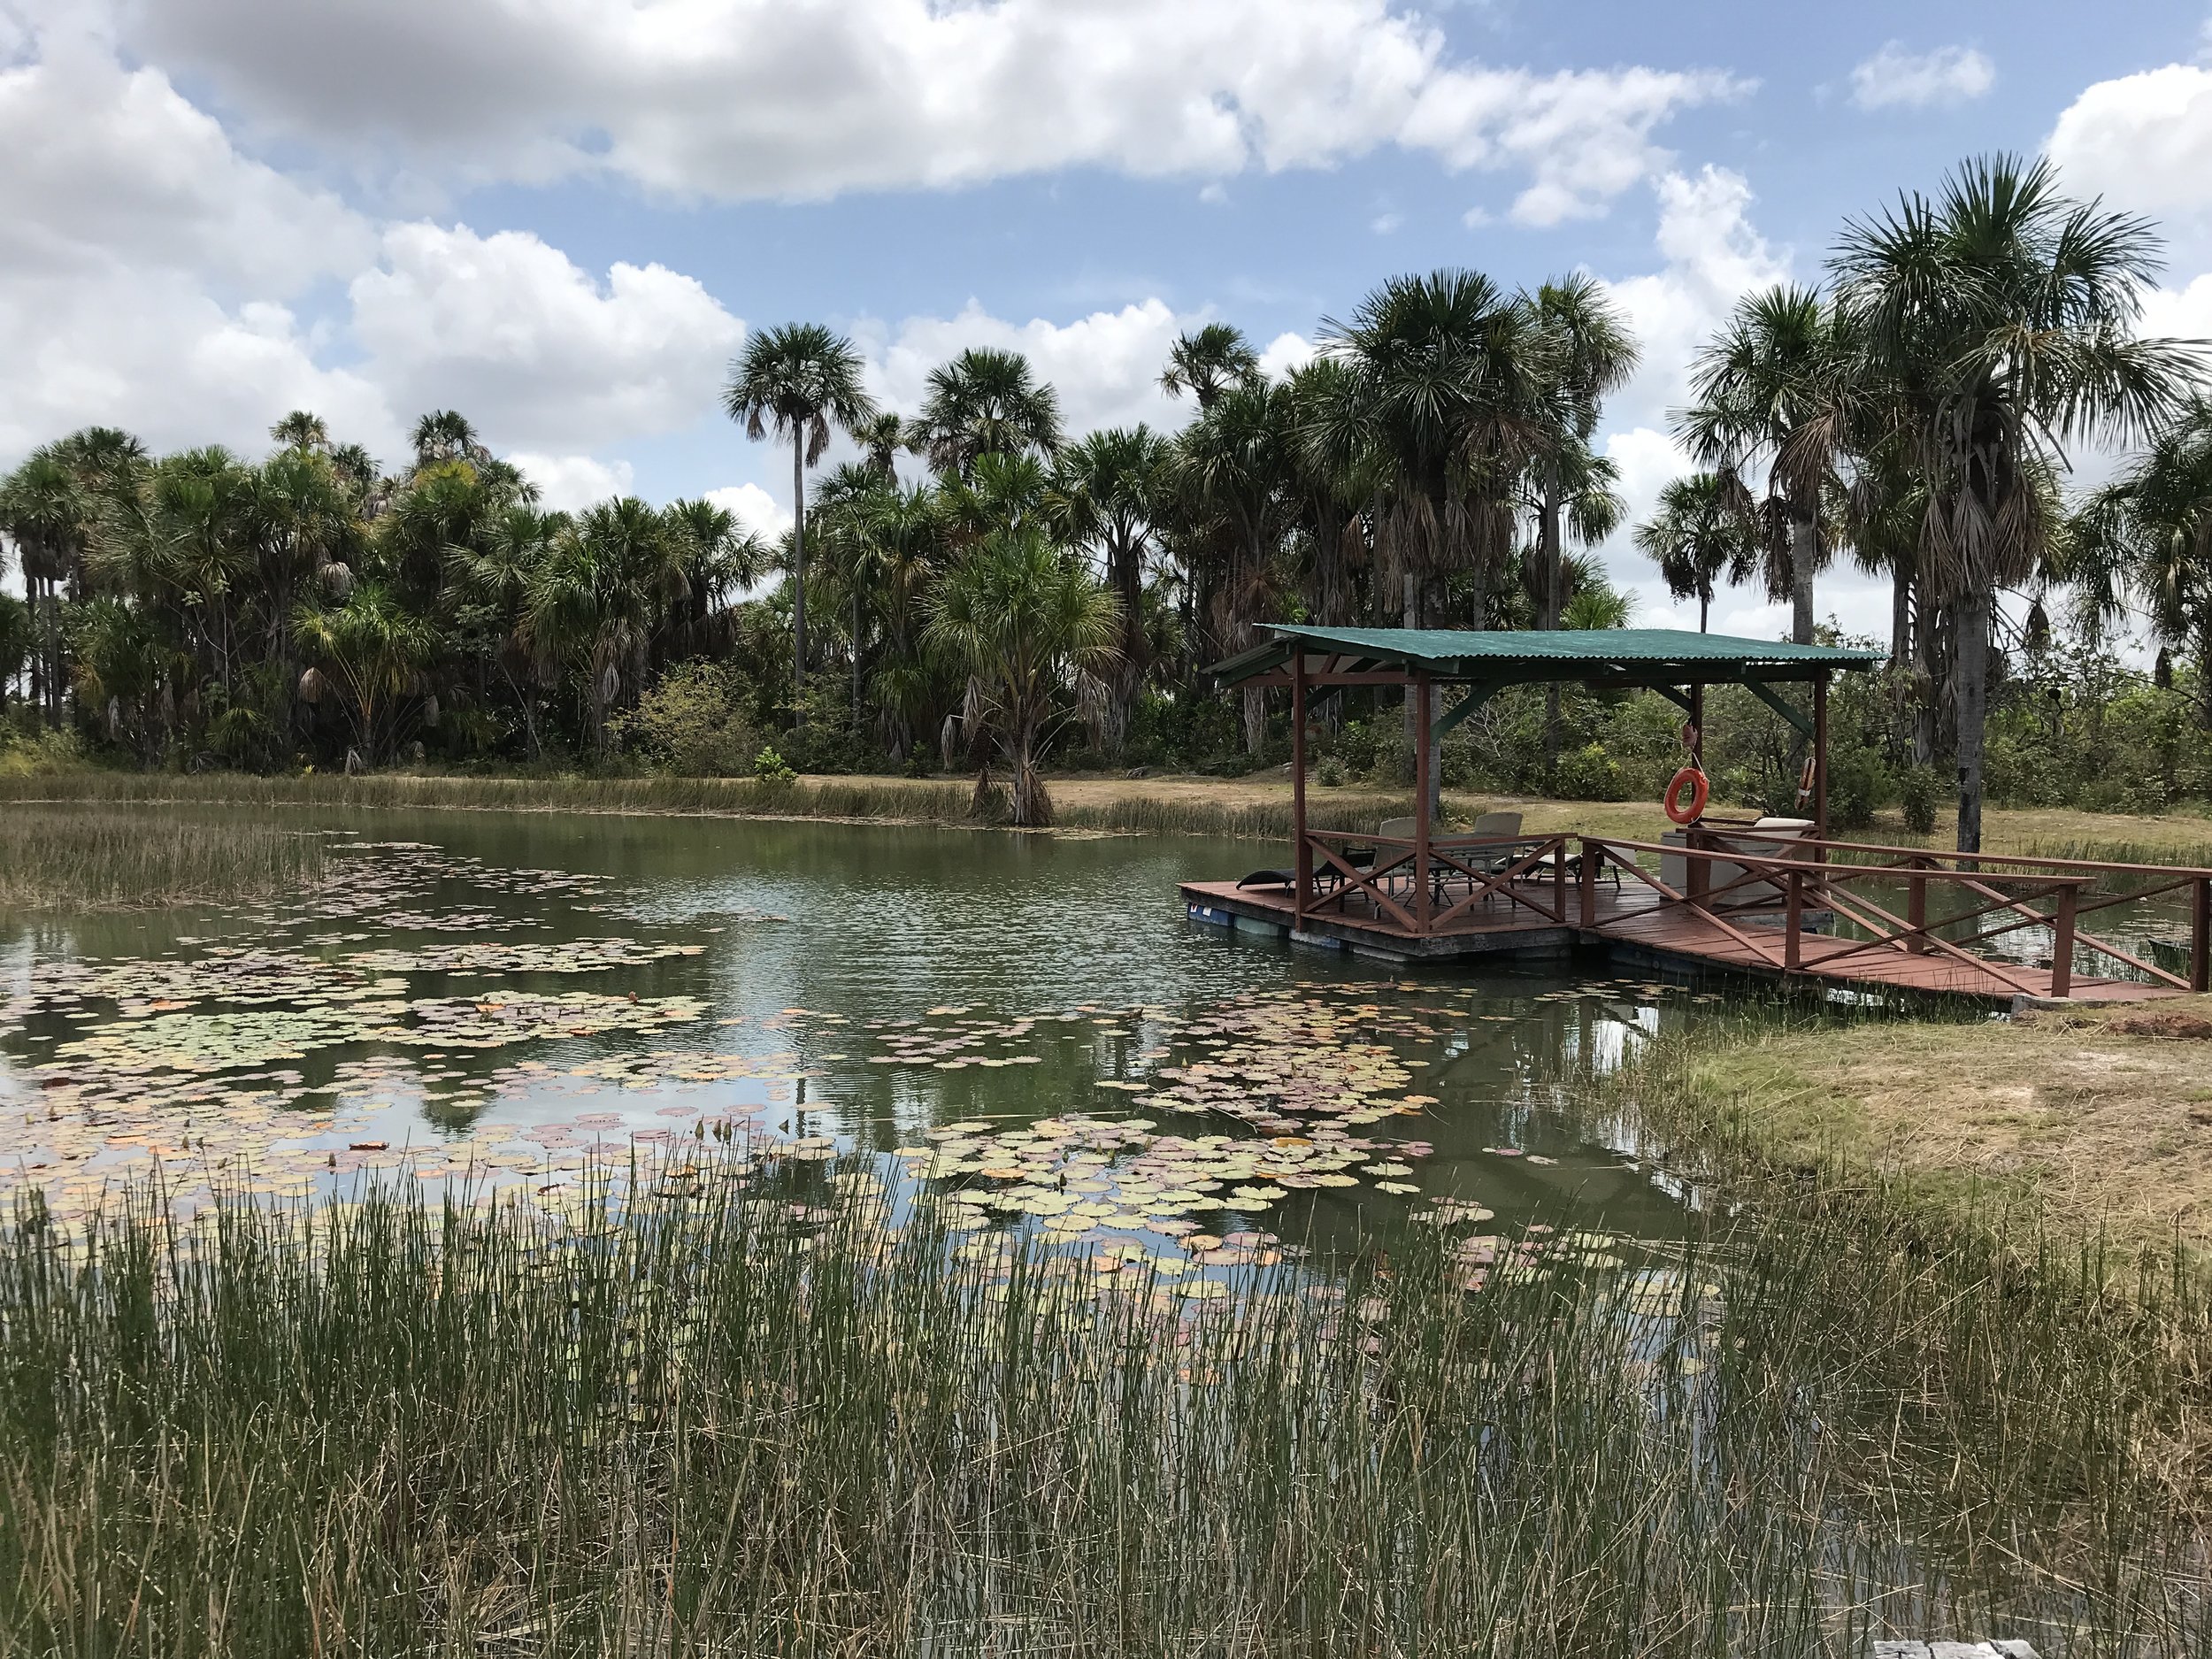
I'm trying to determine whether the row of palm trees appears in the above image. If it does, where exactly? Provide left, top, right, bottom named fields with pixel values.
left=6, top=151, right=2209, bottom=843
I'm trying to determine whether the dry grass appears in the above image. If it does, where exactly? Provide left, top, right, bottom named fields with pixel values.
left=0, top=806, right=323, bottom=909
left=1650, top=1001, right=2212, bottom=1258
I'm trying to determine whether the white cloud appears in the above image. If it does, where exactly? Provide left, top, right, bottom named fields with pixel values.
left=2049, top=63, right=2212, bottom=221
left=511, top=452, right=635, bottom=511
left=705, top=482, right=793, bottom=542
left=856, top=297, right=1199, bottom=438
left=0, top=15, right=372, bottom=290
left=1847, top=42, right=1994, bottom=111
left=348, top=223, right=744, bottom=455
left=134, top=0, right=1740, bottom=223
left=1257, top=331, right=1319, bottom=381
left=1370, top=211, right=1403, bottom=234
left=1598, top=165, right=1792, bottom=438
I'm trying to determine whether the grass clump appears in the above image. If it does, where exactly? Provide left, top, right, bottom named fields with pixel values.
left=0, top=806, right=323, bottom=909
left=2, top=1151, right=2208, bottom=1656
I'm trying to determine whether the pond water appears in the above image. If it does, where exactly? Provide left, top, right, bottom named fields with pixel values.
left=0, top=808, right=1783, bottom=1264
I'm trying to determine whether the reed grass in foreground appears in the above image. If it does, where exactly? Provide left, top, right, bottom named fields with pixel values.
left=0, top=1150, right=2206, bottom=1657
left=0, top=805, right=323, bottom=909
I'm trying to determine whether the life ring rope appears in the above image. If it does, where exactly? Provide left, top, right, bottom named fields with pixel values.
left=1663, top=765, right=1709, bottom=826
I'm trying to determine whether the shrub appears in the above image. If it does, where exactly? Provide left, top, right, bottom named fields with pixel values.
left=613, top=662, right=761, bottom=776
left=1317, top=756, right=1345, bottom=787
left=752, top=746, right=797, bottom=784
left=1553, top=741, right=1625, bottom=802
left=1899, top=764, right=1942, bottom=835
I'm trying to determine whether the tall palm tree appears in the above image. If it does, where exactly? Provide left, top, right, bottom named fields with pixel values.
left=1530, top=276, right=1638, bottom=774
left=1831, top=152, right=2200, bottom=852
left=1176, top=379, right=1293, bottom=753
left=446, top=504, right=568, bottom=759
left=723, top=323, right=878, bottom=715
left=911, top=347, right=1062, bottom=477
left=1160, top=324, right=1261, bottom=411
left=925, top=525, right=1119, bottom=826
left=270, top=411, right=330, bottom=452
left=853, top=411, right=909, bottom=482
left=1051, top=425, right=1169, bottom=755
left=1283, top=357, right=1373, bottom=634
left=0, top=451, right=92, bottom=726
left=1634, top=472, right=1756, bottom=633
left=1679, top=285, right=1853, bottom=647
left=410, top=411, right=491, bottom=470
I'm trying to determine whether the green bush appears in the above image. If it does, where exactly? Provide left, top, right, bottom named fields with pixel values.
left=1899, top=765, right=1942, bottom=835
left=613, top=662, right=762, bottom=776
left=752, top=746, right=797, bottom=784
left=1553, top=741, right=1625, bottom=802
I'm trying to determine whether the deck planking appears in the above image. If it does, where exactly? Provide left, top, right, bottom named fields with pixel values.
left=1179, top=878, right=2180, bottom=1005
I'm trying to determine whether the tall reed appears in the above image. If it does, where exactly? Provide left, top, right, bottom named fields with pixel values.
left=0, top=806, right=323, bottom=909
left=1, top=1148, right=2204, bottom=1656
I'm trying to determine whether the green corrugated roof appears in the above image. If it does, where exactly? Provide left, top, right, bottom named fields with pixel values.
left=1211, top=625, right=1883, bottom=688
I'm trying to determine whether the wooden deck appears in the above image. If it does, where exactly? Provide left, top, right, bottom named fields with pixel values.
left=1180, top=877, right=2182, bottom=1005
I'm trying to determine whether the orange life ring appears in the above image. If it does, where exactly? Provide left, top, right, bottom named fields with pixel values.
left=1794, top=756, right=1817, bottom=807
left=1663, top=766, right=1709, bottom=826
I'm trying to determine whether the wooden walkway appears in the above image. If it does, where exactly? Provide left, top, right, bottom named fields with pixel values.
left=1180, top=877, right=2181, bottom=1005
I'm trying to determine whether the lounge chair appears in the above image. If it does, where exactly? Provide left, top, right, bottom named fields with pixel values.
left=1234, top=869, right=1295, bottom=891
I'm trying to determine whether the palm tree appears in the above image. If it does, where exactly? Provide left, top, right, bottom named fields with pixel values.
left=911, top=348, right=1062, bottom=477
left=270, top=411, right=330, bottom=452
left=0, top=450, right=93, bottom=726
left=1160, top=324, right=1261, bottom=411
left=446, top=503, right=569, bottom=759
left=2070, top=397, right=2212, bottom=728
left=525, top=498, right=685, bottom=754
left=1175, top=379, right=1293, bottom=753
left=1530, top=276, right=1638, bottom=774
left=1679, top=285, right=1853, bottom=647
left=925, top=526, right=1119, bottom=826
left=1831, top=152, right=2200, bottom=852
left=722, top=323, right=878, bottom=716
left=1051, top=425, right=1169, bottom=755
left=853, top=411, right=909, bottom=482
left=1634, top=472, right=1756, bottom=632
left=293, top=579, right=437, bottom=764
left=410, top=411, right=491, bottom=470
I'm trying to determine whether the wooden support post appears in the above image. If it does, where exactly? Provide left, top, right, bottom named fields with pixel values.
left=1812, top=672, right=1830, bottom=858
left=2193, top=877, right=2209, bottom=995
left=1291, top=650, right=1309, bottom=926
left=1578, top=841, right=1598, bottom=928
left=1553, top=835, right=1566, bottom=921
left=1785, top=869, right=1803, bottom=970
left=1688, top=682, right=1705, bottom=764
left=1414, top=672, right=1432, bottom=933
left=2050, top=882, right=2076, bottom=1000
left=1907, top=859, right=1927, bottom=956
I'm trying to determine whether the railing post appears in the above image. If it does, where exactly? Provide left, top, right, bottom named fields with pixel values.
left=1686, top=826, right=1708, bottom=906
left=1785, top=868, right=1803, bottom=970
left=1907, top=859, right=1927, bottom=955
left=1579, top=839, right=1598, bottom=929
left=1552, top=835, right=1566, bottom=920
left=2049, top=881, right=2077, bottom=999
left=1413, top=672, right=1432, bottom=934
left=1291, top=650, right=1309, bottom=926
left=2193, top=877, right=2209, bottom=995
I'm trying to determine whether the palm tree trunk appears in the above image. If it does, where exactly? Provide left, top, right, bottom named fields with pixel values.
left=1953, top=588, right=1991, bottom=855
left=1699, top=589, right=1710, bottom=634
left=791, top=432, right=808, bottom=725
left=1914, top=582, right=1941, bottom=768
left=1789, top=515, right=1816, bottom=646
left=1889, top=557, right=1912, bottom=671
left=1540, top=477, right=1563, bottom=780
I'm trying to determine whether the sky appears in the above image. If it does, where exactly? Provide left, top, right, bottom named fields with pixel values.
left=6, top=0, right=2212, bottom=641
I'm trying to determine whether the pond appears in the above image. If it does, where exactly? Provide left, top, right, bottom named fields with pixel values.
left=0, top=806, right=1779, bottom=1261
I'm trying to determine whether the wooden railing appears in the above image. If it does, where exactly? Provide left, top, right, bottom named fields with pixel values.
left=1578, top=833, right=2212, bottom=998
left=1299, top=831, right=1571, bottom=933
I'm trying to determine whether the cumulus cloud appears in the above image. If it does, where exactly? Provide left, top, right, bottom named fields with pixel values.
left=133, top=0, right=1742, bottom=223
left=1847, top=42, right=1994, bottom=111
left=2049, top=63, right=2212, bottom=222
left=1257, top=331, right=1320, bottom=382
left=856, top=297, right=1201, bottom=438
left=705, top=482, right=793, bottom=542
left=348, top=223, right=744, bottom=455
left=511, top=453, right=636, bottom=512
left=0, top=15, right=371, bottom=290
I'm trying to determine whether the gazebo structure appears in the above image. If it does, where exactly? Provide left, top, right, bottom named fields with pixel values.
left=1179, top=624, right=2210, bottom=1004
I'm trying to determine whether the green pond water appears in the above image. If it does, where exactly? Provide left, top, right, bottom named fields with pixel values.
left=0, top=807, right=1783, bottom=1263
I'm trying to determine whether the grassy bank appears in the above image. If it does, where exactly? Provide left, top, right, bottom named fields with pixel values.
left=9, top=765, right=2212, bottom=861
left=1, top=1150, right=2206, bottom=1657
left=0, top=806, right=324, bottom=909
left=1596, top=1002, right=2212, bottom=1260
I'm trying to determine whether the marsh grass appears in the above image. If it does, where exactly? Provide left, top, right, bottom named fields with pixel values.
left=0, top=806, right=324, bottom=909
left=0, top=1145, right=2206, bottom=1657
left=0, top=770, right=1414, bottom=841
